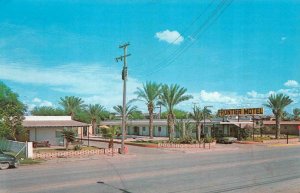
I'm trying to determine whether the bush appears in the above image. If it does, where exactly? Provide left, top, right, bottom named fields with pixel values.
left=0, top=138, right=10, bottom=151
left=74, top=144, right=82, bottom=151
left=168, top=136, right=197, bottom=144
left=240, top=127, right=252, bottom=140
left=204, top=136, right=214, bottom=143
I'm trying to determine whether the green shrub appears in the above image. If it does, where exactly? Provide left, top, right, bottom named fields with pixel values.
left=74, top=144, right=82, bottom=151
left=204, top=136, right=214, bottom=143
left=0, top=138, right=10, bottom=151
left=168, top=136, right=197, bottom=144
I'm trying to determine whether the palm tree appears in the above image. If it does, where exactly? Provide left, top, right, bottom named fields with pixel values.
left=86, top=104, right=106, bottom=135
left=293, top=108, right=300, bottom=121
left=59, top=96, right=85, bottom=119
left=159, top=84, right=193, bottom=140
left=189, top=106, right=203, bottom=141
left=100, top=125, right=119, bottom=149
left=113, top=103, right=138, bottom=118
left=264, top=93, right=293, bottom=139
left=61, top=128, right=76, bottom=151
left=113, top=102, right=138, bottom=136
left=134, top=82, right=161, bottom=138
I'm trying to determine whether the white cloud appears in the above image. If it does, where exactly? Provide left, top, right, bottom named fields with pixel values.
left=39, top=100, right=53, bottom=107
left=155, top=30, right=184, bottom=45
left=0, top=60, right=142, bottom=110
left=32, top=97, right=42, bottom=103
left=284, top=80, right=299, bottom=88
left=281, top=36, right=287, bottom=41
left=26, top=97, right=53, bottom=111
left=200, top=90, right=238, bottom=104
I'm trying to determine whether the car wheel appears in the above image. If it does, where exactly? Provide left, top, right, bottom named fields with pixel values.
left=0, top=162, right=10, bottom=170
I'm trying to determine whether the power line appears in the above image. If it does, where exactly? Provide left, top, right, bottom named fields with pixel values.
left=131, top=0, right=217, bottom=74
left=138, top=0, right=233, bottom=78
left=141, top=0, right=230, bottom=77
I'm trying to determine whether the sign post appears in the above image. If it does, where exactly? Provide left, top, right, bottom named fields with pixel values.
left=218, top=108, right=264, bottom=141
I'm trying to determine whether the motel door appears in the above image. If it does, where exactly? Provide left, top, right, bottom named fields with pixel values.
left=133, top=126, right=139, bottom=135
left=83, top=127, right=87, bottom=136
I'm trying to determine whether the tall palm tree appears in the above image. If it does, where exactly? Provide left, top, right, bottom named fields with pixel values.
left=134, top=82, right=161, bottom=138
left=264, top=93, right=293, bottom=139
left=293, top=108, right=300, bottom=121
left=59, top=96, right=85, bottom=119
left=86, top=104, right=106, bottom=135
left=159, top=84, right=193, bottom=140
left=189, top=106, right=203, bottom=141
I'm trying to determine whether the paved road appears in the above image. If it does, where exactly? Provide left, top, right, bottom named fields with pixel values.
left=1, top=144, right=300, bottom=193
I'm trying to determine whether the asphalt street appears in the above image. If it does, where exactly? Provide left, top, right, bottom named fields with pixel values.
left=1, top=144, right=300, bottom=193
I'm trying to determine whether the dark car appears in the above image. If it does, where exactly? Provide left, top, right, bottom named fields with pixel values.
left=0, top=150, right=20, bottom=170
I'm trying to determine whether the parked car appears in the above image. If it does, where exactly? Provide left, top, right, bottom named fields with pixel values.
left=217, top=137, right=237, bottom=144
left=0, top=150, right=20, bottom=170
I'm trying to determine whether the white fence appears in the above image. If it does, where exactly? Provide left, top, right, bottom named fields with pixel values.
left=3, top=140, right=33, bottom=158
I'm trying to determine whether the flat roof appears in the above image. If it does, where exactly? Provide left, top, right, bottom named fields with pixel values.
left=263, top=121, right=300, bottom=125
left=23, top=120, right=89, bottom=128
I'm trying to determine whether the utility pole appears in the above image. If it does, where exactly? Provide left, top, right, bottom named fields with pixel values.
left=116, top=42, right=131, bottom=154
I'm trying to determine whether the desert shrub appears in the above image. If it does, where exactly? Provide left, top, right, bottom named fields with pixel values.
left=74, top=144, right=82, bottom=151
left=204, top=136, right=214, bottom=143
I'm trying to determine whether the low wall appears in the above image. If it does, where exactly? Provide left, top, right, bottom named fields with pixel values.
left=33, top=148, right=119, bottom=159
left=158, top=142, right=216, bottom=148
left=263, top=138, right=299, bottom=144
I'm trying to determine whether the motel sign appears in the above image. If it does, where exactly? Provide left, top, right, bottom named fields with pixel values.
left=218, top=108, right=264, bottom=116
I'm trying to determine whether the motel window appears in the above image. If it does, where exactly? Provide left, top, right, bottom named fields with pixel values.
left=158, top=127, right=162, bottom=132
left=55, top=130, right=62, bottom=138
left=143, top=127, right=146, bottom=131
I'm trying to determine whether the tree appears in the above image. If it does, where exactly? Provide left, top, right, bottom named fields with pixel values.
left=31, top=106, right=66, bottom=116
left=293, top=108, right=300, bottom=121
left=134, top=82, right=161, bottom=138
left=175, top=119, right=193, bottom=139
left=264, top=93, right=293, bottom=139
left=113, top=102, right=138, bottom=118
left=282, top=111, right=292, bottom=121
left=85, top=104, right=106, bottom=135
left=59, top=96, right=85, bottom=119
left=113, top=102, right=138, bottom=136
left=0, top=82, right=26, bottom=140
left=189, top=106, right=203, bottom=141
left=161, top=109, right=189, bottom=119
left=61, top=128, right=76, bottom=150
left=129, top=110, right=145, bottom=119
left=100, top=125, right=120, bottom=149
left=159, top=84, right=193, bottom=140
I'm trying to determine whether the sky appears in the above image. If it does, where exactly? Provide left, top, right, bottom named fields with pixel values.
left=0, top=0, right=299, bottom=114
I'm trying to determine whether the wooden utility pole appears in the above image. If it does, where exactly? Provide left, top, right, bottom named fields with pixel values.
left=116, top=42, right=131, bottom=154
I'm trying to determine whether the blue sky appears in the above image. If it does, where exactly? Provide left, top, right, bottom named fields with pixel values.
left=0, top=0, right=299, bottom=114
